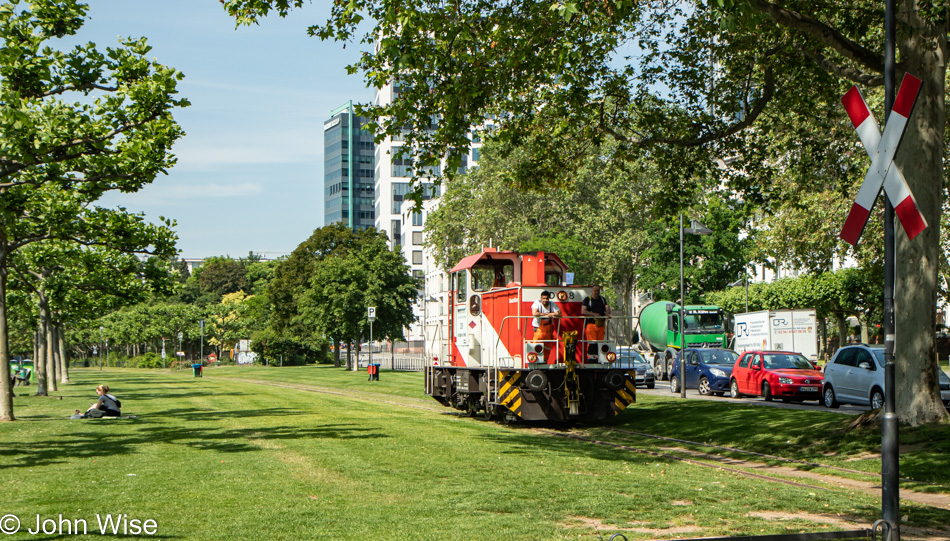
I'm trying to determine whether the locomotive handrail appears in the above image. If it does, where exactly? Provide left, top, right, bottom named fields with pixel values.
left=425, top=319, right=446, bottom=363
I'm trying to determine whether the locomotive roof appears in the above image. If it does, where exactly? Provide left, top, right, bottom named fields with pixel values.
left=449, top=249, right=569, bottom=273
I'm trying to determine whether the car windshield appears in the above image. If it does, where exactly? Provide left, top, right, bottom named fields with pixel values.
left=762, top=353, right=813, bottom=370
left=699, top=350, right=739, bottom=365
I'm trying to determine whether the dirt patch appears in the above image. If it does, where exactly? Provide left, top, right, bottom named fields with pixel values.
left=748, top=511, right=863, bottom=529
left=560, top=516, right=702, bottom=535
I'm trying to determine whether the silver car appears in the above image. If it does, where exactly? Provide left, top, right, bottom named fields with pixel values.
left=616, top=347, right=656, bottom=389
left=823, top=344, right=950, bottom=409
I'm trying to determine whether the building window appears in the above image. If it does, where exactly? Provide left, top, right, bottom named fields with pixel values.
left=412, top=232, right=423, bottom=245
left=412, top=251, right=423, bottom=265
left=411, top=211, right=422, bottom=227
left=392, top=220, right=401, bottom=246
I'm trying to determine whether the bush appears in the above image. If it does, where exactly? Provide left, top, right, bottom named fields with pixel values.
left=127, top=352, right=165, bottom=369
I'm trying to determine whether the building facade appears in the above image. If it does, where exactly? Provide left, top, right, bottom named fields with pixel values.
left=372, top=82, right=483, bottom=350
left=324, top=101, right=376, bottom=231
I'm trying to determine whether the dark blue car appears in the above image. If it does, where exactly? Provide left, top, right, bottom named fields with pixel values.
left=669, top=348, right=739, bottom=396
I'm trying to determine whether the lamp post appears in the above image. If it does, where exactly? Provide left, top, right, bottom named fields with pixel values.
left=98, top=326, right=103, bottom=371
left=679, top=213, right=713, bottom=399
left=199, top=319, right=204, bottom=365
left=728, top=275, right=749, bottom=314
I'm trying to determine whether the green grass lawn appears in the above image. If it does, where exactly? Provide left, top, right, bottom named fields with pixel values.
left=1, top=365, right=948, bottom=540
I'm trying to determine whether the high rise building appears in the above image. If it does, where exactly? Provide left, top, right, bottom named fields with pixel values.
left=373, top=83, right=484, bottom=351
left=324, top=101, right=375, bottom=230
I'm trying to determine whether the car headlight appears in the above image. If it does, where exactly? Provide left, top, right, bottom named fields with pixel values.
left=778, top=377, right=793, bottom=385
left=646, top=368, right=655, bottom=375
left=709, top=368, right=726, bottom=378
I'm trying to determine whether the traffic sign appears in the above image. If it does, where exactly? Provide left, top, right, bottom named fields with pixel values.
left=840, top=73, right=927, bottom=245
left=367, top=306, right=376, bottom=321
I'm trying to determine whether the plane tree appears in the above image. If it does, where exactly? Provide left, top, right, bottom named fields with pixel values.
left=0, top=0, right=187, bottom=421
left=226, top=0, right=949, bottom=424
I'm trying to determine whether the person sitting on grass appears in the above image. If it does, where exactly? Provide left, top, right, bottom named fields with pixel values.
left=74, top=385, right=121, bottom=419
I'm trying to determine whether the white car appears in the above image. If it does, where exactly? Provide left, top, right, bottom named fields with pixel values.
left=823, top=344, right=950, bottom=409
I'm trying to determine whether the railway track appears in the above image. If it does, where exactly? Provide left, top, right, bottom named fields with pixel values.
left=217, top=375, right=950, bottom=510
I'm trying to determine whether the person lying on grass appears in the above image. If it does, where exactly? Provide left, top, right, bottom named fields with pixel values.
left=74, top=385, right=121, bottom=419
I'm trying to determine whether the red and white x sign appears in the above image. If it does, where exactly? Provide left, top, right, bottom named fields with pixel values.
left=839, top=73, right=927, bottom=246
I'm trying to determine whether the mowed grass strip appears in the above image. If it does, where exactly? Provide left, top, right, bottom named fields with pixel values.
left=0, top=366, right=943, bottom=540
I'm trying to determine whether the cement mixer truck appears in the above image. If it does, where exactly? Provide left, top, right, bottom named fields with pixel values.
left=633, top=301, right=728, bottom=381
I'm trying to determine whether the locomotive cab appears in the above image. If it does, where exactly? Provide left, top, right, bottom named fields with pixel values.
left=425, top=248, right=636, bottom=422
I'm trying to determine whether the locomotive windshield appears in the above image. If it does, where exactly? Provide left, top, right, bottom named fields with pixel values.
left=471, top=263, right=514, bottom=291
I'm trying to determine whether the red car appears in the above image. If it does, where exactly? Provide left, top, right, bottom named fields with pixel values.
left=730, top=351, right=824, bottom=402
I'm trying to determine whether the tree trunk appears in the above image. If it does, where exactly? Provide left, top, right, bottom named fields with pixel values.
left=44, top=309, right=57, bottom=392
left=834, top=313, right=848, bottom=352
left=333, top=338, right=341, bottom=368
left=35, top=312, right=49, bottom=397
left=0, top=263, right=14, bottom=421
left=894, top=13, right=949, bottom=425
left=858, top=314, right=869, bottom=344
left=817, top=317, right=827, bottom=362
left=57, top=325, right=69, bottom=384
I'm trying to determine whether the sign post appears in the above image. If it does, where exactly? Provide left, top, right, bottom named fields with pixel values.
left=368, top=307, right=377, bottom=380
left=839, top=12, right=922, bottom=535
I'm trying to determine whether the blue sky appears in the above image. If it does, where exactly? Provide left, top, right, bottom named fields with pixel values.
left=82, top=1, right=370, bottom=258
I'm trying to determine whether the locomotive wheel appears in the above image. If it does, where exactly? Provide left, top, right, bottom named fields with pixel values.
left=465, top=396, right=478, bottom=417
left=483, top=403, right=495, bottom=421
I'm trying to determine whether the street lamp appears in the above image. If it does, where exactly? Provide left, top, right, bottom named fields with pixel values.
left=679, top=213, right=712, bottom=399
left=728, top=275, right=749, bottom=314
left=199, top=319, right=205, bottom=365
left=98, top=326, right=103, bottom=371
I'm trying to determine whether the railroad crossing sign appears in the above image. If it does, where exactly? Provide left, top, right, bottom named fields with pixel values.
left=840, top=73, right=927, bottom=245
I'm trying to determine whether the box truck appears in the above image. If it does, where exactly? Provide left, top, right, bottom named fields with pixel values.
left=732, top=309, right=818, bottom=361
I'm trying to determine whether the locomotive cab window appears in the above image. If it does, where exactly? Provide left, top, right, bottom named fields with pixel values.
left=471, top=263, right=514, bottom=291
left=454, top=272, right=467, bottom=304
left=544, top=268, right=563, bottom=286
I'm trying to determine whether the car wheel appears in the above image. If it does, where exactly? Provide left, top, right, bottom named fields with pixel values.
left=698, top=377, right=711, bottom=396
left=823, top=386, right=839, bottom=409
left=646, top=382, right=655, bottom=390
left=762, top=382, right=773, bottom=402
left=670, top=375, right=680, bottom=393
left=654, top=359, right=666, bottom=381
left=730, top=379, right=741, bottom=399
left=870, top=388, right=884, bottom=410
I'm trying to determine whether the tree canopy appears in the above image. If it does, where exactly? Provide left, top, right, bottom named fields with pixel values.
left=225, top=0, right=950, bottom=425
left=0, top=0, right=187, bottom=421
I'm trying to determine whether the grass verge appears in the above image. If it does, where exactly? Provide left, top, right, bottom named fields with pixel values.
left=0, top=365, right=947, bottom=540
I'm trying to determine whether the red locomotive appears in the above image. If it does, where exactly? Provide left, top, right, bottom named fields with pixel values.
left=424, top=249, right=636, bottom=422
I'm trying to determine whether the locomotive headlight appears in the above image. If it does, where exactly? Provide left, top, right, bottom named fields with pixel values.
left=778, top=377, right=793, bottom=385
left=600, top=344, right=610, bottom=353
left=534, top=344, right=544, bottom=353
left=527, top=352, right=539, bottom=362
left=606, top=352, right=617, bottom=362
